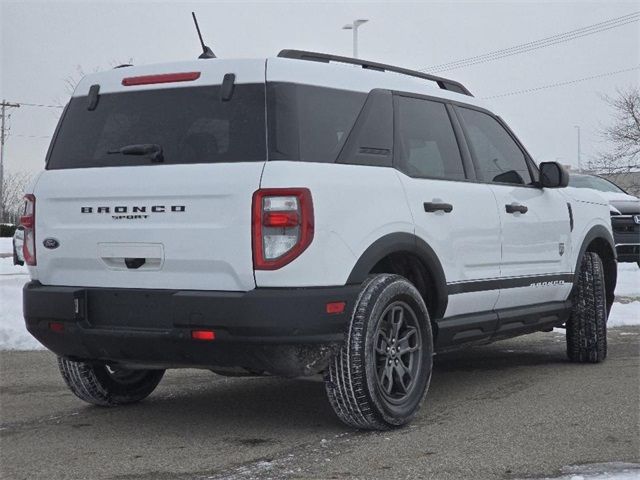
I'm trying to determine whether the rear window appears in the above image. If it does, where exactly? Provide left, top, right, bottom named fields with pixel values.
left=47, top=84, right=266, bottom=169
left=267, top=83, right=367, bottom=163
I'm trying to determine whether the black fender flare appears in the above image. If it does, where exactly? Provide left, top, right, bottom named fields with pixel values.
left=346, top=232, right=448, bottom=319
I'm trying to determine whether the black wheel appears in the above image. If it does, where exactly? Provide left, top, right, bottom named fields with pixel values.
left=566, top=252, right=607, bottom=363
left=324, top=274, right=433, bottom=430
left=58, top=357, right=164, bottom=406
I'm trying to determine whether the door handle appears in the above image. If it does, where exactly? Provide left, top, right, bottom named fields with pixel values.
left=424, top=202, right=453, bottom=213
left=505, top=203, right=528, bottom=214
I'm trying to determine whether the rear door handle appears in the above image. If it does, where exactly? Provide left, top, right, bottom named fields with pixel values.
left=424, top=202, right=453, bottom=213
left=505, top=203, right=528, bottom=214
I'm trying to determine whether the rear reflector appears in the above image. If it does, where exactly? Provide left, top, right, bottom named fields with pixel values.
left=49, top=322, right=64, bottom=333
left=191, top=330, right=216, bottom=341
left=326, top=302, right=346, bottom=314
left=122, top=72, right=201, bottom=86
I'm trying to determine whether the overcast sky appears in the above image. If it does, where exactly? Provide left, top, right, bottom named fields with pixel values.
left=1, top=0, right=639, bottom=175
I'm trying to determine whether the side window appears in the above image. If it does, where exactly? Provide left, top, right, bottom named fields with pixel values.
left=394, top=96, right=466, bottom=181
left=457, top=107, right=532, bottom=185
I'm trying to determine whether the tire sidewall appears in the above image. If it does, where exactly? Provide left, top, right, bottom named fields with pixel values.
left=361, top=276, right=433, bottom=426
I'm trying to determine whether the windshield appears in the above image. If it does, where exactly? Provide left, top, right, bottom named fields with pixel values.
left=568, top=175, right=626, bottom=193
left=47, top=84, right=266, bottom=169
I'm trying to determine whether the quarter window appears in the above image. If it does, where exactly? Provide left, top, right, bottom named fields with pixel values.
left=395, top=96, right=465, bottom=180
left=457, top=107, right=532, bottom=185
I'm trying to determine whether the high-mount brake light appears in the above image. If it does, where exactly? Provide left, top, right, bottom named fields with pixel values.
left=252, top=188, right=314, bottom=270
left=121, top=72, right=201, bottom=86
left=21, top=194, right=36, bottom=266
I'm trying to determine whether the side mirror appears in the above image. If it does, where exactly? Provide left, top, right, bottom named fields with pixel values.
left=539, top=162, right=569, bottom=188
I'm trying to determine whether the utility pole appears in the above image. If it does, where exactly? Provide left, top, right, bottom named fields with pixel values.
left=0, top=100, right=21, bottom=223
left=574, top=125, right=582, bottom=172
left=342, top=19, right=369, bottom=58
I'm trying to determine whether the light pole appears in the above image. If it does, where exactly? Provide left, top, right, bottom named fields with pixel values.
left=574, top=125, right=582, bottom=172
left=342, top=19, right=368, bottom=58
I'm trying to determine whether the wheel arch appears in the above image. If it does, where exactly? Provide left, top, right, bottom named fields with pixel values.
left=346, top=232, right=448, bottom=320
left=573, top=224, right=617, bottom=312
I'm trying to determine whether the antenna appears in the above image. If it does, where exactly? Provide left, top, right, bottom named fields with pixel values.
left=191, top=12, right=216, bottom=59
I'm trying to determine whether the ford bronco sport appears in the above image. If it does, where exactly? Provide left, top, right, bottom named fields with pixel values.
left=22, top=50, right=617, bottom=430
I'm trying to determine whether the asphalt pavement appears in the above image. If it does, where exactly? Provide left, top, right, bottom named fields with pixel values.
left=1, top=328, right=639, bottom=480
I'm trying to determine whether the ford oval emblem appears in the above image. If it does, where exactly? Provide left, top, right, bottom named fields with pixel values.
left=43, top=238, right=60, bottom=249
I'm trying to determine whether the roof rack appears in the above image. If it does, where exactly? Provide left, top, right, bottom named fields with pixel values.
left=277, top=49, right=473, bottom=97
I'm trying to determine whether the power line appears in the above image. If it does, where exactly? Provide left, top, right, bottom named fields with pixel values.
left=11, top=134, right=52, bottom=139
left=419, top=11, right=639, bottom=73
left=481, top=66, right=640, bottom=100
left=18, top=102, right=65, bottom=109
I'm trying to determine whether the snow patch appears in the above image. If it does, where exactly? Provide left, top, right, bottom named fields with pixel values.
left=0, top=263, right=43, bottom=350
left=608, top=301, right=640, bottom=327
left=614, top=262, right=640, bottom=299
left=0, top=237, right=14, bottom=255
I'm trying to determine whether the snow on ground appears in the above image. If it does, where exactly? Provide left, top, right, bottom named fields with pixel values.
left=533, top=462, right=640, bottom=480
left=0, top=235, right=638, bottom=350
left=0, top=257, right=42, bottom=350
left=614, top=262, right=640, bottom=299
left=0, top=236, right=13, bottom=254
left=608, top=301, right=640, bottom=327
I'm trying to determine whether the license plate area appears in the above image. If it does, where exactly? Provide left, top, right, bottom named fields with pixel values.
left=86, top=289, right=174, bottom=329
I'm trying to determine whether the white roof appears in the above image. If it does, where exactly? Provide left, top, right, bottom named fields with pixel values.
left=72, top=56, right=491, bottom=111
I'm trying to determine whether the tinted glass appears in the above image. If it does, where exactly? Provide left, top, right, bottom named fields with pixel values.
left=569, top=175, right=625, bottom=193
left=267, top=83, right=367, bottom=163
left=395, top=96, right=465, bottom=180
left=458, top=107, right=532, bottom=185
left=47, top=85, right=266, bottom=169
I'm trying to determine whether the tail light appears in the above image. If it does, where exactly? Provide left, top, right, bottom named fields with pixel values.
left=252, top=188, right=314, bottom=270
left=20, top=194, right=36, bottom=266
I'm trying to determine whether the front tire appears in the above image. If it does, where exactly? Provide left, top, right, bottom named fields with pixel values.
left=566, top=252, right=608, bottom=363
left=58, top=357, right=164, bottom=406
left=324, top=274, right=433, bottom=430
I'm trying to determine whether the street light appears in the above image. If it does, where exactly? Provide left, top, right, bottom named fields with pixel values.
left=574, top=125, right=582, bottom=172
left=342, top=19, right=368, bottom=58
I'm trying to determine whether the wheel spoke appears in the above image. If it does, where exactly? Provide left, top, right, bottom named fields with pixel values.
left=375, top=330, right=390, bottom=355
left=397, top=326, right=419, bottom=354
left=394, top=364, right=409, bottom=394
left=382, top=365, right=394, bottom=394
left=390, top=306, right=404, bottom=339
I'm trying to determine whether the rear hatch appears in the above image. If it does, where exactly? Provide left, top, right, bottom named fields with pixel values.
left=33, top=60, right=267, bottom=291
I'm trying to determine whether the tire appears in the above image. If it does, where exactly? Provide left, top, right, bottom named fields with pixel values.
left=324, top=274, right=433, bottom=430
left=58, top=357, right=165, bottom=406
left=566, top=252, right=608, bottom=363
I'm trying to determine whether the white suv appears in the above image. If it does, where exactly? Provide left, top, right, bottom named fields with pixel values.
left=22, top=50, right=617, bottom=430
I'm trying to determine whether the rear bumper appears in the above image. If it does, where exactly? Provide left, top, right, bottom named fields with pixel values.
left=23, top=281, right=360, bottom=376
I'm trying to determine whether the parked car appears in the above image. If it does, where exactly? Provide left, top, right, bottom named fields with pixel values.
left=22, top=50, right=617, bottom=430
left=569, top=174, right=640, bottom=265
left=12, top=225, right=24, bottom=266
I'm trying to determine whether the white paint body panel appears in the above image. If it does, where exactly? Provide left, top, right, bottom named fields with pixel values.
left=397, top=174, right=501, bottom=317
left=32, top=163, right=264, bottom=291
left=491, top=185, right=574, bottom=309
left=256, top=162, right=413, bottom=287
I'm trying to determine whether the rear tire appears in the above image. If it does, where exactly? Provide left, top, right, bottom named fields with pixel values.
left=566, top=252, right=608, bottom=363
left=58, top=357, right=164, bottom=406
left=324, top=274, right=433, bottom=430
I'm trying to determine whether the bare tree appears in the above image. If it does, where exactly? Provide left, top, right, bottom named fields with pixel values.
left=588, top=87, right=640, bottom=194
left=1, top=171, right=32, bottom=224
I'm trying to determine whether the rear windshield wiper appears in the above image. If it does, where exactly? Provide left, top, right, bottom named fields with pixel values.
left=107, top=144, right=164, bottom=163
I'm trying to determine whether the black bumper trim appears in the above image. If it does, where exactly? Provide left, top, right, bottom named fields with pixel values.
left=23, top=281, right=360, bottom=374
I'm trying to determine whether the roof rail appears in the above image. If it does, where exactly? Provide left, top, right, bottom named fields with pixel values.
left=277, top=49, right=473, bottom=97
